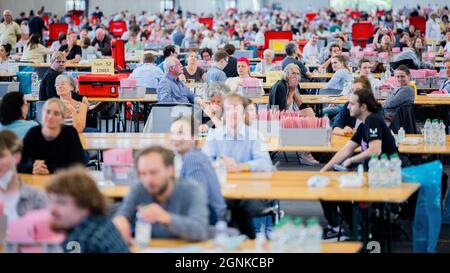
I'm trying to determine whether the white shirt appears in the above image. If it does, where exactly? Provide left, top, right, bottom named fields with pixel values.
left=0, top=191, right=20, bottom=222
left=129, top=63, right=164, bottom=89
left=426, top=19, right=442, bottom=41
left=302, top=41, right=319, bottom=63
left=200, top=37, right=219, bottom=51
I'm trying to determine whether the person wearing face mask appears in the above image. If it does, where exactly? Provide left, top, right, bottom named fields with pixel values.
left=382, top=65, right=415, bottom=123
left=0, top=130, right=47, bottom=222
left=18, top=98, right=85, bottom=174
left=0, top=92, right=38, bottom=139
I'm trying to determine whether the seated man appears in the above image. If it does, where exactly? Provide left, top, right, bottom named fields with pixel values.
left=46, top=167, right=129, bottom=253
left=39, top=52, right=67, bottom=101
left=129, top=52, right=164, bottom=89
left=113, top=146, right=209, bottom=242
left=170, top=117, right=227, bottom=224
left=319, top=43, right=342, bottom=73
left=156, top=56, right=202, bottom=104
left=320, top=88, right=398, bottom=239
left=202, top=92, right=273, bottom=239
left=281, top=42, right=312, bottom=80
left=382, top=65, right=415, bottom=122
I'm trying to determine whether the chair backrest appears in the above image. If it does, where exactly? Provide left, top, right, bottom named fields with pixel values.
left=48, top=23, right=69, bottom=41
left=389, top=103, right=418, bottom=134
left=35, top=101, right=46, bottom=124
left=143, top=103, right=193, bottom=133
left=0, top=82, right=19, bottom=96
left=318, top=88, right=342, bottom=95
left=145, top=88, right=157, bottom=94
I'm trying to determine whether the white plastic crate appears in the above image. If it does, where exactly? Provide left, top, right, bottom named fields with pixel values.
left=279, top=128, right=331, bottom=146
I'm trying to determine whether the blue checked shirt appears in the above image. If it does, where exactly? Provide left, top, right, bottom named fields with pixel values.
left=62, top=216, right=129, bottom=253
left=180, top=148, right=227, bottom=221
left=156, top=74, right=196, bottom=103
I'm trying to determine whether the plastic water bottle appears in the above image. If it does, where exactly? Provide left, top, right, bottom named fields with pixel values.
left=270, top=217, right=288, bottom=252
left=424, top=119, right=432, bottom=145
left=379, top=154, right=390, bottom=187
left=439, top=120, right=446, bottom=146
left=292, top=217, right=305, bottom=252
left=368, top=154, right=380, bottom=188
left=431, top=119, right=439, bottom=145
left=135, top=211, right=152, bottom=247
left=31, top=73, right=40, bottom=98
left=357, top=164, right=364, bottom=183
left=214, top=158, right=227, bottom=186
left=397, top=127, right=405, bottom=144
left=214, top=220, right=228, bottom=248
left=304, top=217, right=322, bottom=253
left=174, top=154, right=183, bottom=179
left=390, top=153, right=402, bottom=187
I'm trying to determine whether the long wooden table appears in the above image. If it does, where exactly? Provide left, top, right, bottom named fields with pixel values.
left=132, top=239, right=362, bottom=253
left=253, top=72, right=382, bottom=79
left=79, top=132, right=450, bottom=155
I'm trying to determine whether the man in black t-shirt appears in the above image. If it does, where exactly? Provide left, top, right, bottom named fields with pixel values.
left=320, top=88, right=397, bottom=239
left=322, top=88, right=397, bottom=171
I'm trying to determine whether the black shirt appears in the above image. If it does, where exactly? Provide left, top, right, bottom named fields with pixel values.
left=18, top=125, right=85, bottom=174
left=223, top=56, right=238, bottom=78
left=28, top=16, right=46, bottom=39
left=58, top=44, right=82, bottom=60
left=351, top=113, right=398, bottom=155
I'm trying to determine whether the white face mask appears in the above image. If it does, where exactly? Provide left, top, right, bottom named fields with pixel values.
left=0, top=170, right=14, bottom=191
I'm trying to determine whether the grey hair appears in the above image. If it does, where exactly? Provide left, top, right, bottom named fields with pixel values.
left=55, top=74, right=77, bottom=92
left=164, top=57, right=178, bottom=73
left=282, top=63, right=301, bottom=81
left=206, top=82, right=231, bottom=100
left=43, top=98, right=67, bottom=118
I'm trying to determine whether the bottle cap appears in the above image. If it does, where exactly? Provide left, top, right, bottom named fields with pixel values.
left=380, top=154, right=388, bottom=159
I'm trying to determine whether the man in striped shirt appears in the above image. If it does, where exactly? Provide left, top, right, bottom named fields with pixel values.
left=170, top=117, right=227, bottom=224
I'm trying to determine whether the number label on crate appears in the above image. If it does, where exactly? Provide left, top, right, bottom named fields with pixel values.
left=92, top=59, right=115, bottom=75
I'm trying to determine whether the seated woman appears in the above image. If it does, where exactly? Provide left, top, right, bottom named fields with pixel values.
left=0, top=44, right=11, bottom=72
left=81, top=37, right=101, bottom=61
left=18, top=98, right=85, bottom=174
left=255, top=49, right=278, bottom=73
left=268, top=63, right=318, bottom=165
left=58, top=31, right=82, bottom=64
left=373, top=27, right=396, bottom=53
left=393, top=37, right=433, bottom=69
left=198, top=82, right=231, bottom=133
left=0, top=92, right=38, bottom=139
left=225, top=57, right=253, bottom=92
left=324, top=55, right=353, bottom=91
left=0, top=130, right=47, bottom=222
left=332, top=76, right=373, bottom=136
left=181, top=49, right=205, bottom=82
left=382, top=65, right=415, bottom=123
left=269, top=63, right=315, bottom=116
left=55, top=74, right=89, bottom=133
left=124, top=32, right=143, bottom=53
left=20, top=33, right=51, bottom=63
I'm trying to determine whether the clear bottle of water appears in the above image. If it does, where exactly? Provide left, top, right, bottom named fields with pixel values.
left=379, top=154, right=390, bottom=187
left=398, top=127, right=405, bottom=144
left=390, top=153, right=402, bottom=187
left=304, top=217, right=322, bottom=253
left=424, top=119, right=432, bottom=145
left=368, top=154, right=380, bottom=188
left=135, top=211, right=152, bottom=248
left=431, top=119, right=439, bottom=145
left=214, top=158, right=227, bottom=186
left=31, top=72, right=40, bottom=98
left=269, top=217, right=288, bottom=252
left=439, top=120, right=446, bottom=146
left=174, top=154, right=183, bottom=179
left=292, top=217, right=305, bottom=253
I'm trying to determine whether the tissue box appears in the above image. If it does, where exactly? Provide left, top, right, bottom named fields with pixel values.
left=279, top=128, right=331, bottom=146
left=120, top=78, right=137, bottom=88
